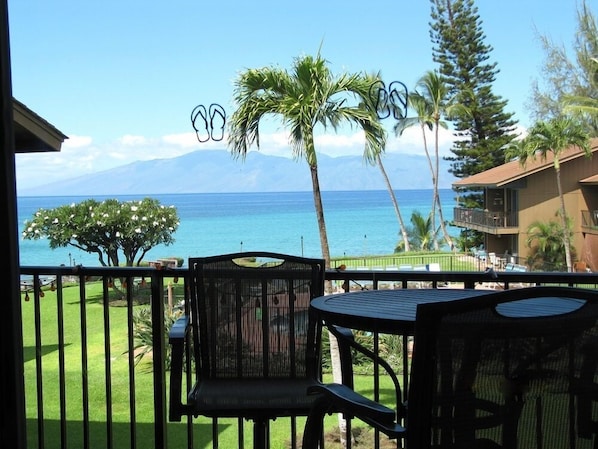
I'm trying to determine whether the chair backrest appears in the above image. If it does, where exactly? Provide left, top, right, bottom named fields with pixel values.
left=188, top=252, right=325, bottom=382
left=408, top=286, right=598, bottom=449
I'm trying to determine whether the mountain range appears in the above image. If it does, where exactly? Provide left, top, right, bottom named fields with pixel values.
left=18, top=149, right=457, bottom=196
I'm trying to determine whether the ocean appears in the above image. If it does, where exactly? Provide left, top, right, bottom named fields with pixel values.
left=17, top=189, right=458, bottom=267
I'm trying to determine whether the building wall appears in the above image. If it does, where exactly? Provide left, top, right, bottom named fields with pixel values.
left=516, top=152, right=598, bottom=262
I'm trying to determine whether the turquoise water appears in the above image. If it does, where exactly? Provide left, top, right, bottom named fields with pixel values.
left=17, top=189, right=457, bottom=267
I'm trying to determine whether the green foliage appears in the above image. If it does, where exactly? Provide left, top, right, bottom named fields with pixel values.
left=131, top=306, right=183, bottom=370
left=530, top=0, right=598, bottom=136
left=22, top=197, right=180, bottom=267
left=408, top=210, right=434, bottom=251
left=320, top=329, right=405, bottom=375
left=526, top=216, right=575, bottom=271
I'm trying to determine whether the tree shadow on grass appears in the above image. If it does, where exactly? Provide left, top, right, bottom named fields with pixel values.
left=23, top=344, right=70, bottom=364
left=27, top=418, right=225, bottom=449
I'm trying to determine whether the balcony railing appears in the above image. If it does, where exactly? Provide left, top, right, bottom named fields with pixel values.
left=453, top=207, right=518, bottom=231
left=581, top=210, right=598, bottom=233
left=20, top=263, right=598, bottom=449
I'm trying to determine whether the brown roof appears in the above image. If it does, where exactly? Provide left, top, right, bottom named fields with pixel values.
left=13, top=98, right=68, bottom=153
left=452, top=137, right=598, bottom=188
left=580, top=173, right=598, bottom=185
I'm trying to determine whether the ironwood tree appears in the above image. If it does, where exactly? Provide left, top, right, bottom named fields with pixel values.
left=530, top=0, right=598, bottom=136
left=429, top=0, right=518, bottom=236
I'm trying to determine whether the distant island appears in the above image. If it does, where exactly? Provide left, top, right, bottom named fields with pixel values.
left=17, top=149, right=457, bottom=196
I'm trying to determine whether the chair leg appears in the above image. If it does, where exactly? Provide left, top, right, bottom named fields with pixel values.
left=302, top=397, right=330, bottom=449
left=253, top=419, right=269, bottom=449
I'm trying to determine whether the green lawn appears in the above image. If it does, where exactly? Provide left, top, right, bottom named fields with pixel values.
left=21, top=281, right=400, bottom=449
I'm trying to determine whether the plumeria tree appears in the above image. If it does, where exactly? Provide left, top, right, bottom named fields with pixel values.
left=22, top=197, right=180, bottom=267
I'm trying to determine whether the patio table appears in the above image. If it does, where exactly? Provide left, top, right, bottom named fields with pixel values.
left=310, top=288, right=493, bottom=335
left=311, top=287, right=588, bottom=404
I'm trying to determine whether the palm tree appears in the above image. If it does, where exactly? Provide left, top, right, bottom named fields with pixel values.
left=507, top=116, right=591, bottom=272
left=526, top=216, right=573, bottom=271
left=395, top=91, right=437, bottom=249
left=396, top=71, right=460, bottom=250
left=409, top=210, right=433, bottom=251
left=227, top=53, right=386, bottom=447
left=375, top=152, right=411, bottom=252
left=228, top=53, right=386, bottom=269
left=368, top=80, right=411, bottom=252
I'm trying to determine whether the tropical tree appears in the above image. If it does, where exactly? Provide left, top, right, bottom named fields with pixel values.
left=376, top=152, right=411, bottom=252
left=530, top=0, right=598, bottom=135
left=395, top=71, right=459, bottom=251
left=563, top=57, right=598, bottom=131
left=430, top=0, right=518, bottom=249
left=22, top=197, right=180, bottom=267
left=227, top=53, right=386, bottom=269
left=409, top=210, right=434, bottom=251
left=227, top=52, right=386, bottom=447
left=368, top=80, right=411, bottom=252
left=526, top=215, right=574, bottom=272
left=395, top=91, right=436, bottom=246
left=506, top=117, right=591, bottom=272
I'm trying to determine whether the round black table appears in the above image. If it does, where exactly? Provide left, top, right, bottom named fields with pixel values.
left=310, top=288, right=494, bottom=334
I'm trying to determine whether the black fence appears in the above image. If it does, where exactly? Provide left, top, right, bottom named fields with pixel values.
left=20, top=264, right=598, bottom=449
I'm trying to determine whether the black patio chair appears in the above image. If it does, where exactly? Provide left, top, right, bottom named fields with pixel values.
left=302, top=286, right=598, bottom=449
left=168, top=252, right=326, bottom=449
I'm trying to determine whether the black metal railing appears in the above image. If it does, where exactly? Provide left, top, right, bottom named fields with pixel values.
left=453, top=207, right=518, bottom=230
left=20, top=263, right=598, bottom=449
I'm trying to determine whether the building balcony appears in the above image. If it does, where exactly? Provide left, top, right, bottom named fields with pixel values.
left=20, top=263, right=598, bottom=449
left=453, top=207, right=519, bottom=235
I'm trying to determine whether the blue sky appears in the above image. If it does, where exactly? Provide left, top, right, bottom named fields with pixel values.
left=8, top=0, right=585, bottom=190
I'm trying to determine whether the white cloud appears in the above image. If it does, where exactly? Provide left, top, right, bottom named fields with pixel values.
left=118, top=135, right=148, bottom=146
left=63, top=135, right=92, bottom=148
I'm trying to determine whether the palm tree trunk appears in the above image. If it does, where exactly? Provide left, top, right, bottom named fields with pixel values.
left=308, top=155, right=349, bottom=445
left=309, top=164, right=331, bottom=269
left=434, top=125, right=453, bottom=250
left=420, top=124, right=439, bottom=250
left=555, top=167, right=573, bottom=272
left=377, top=154, right=410, bottom=251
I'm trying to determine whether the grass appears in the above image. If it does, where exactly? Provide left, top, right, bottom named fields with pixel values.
left=21, top=280, right=400, bottom=448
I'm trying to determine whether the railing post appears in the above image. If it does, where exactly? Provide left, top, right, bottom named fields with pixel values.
left=150, top=272, right=168, bottom=449
left=0, top=2, right=27, bottom=446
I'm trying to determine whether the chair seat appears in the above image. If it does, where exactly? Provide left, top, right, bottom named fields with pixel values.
left=189, top=378, right=319, bottom=419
